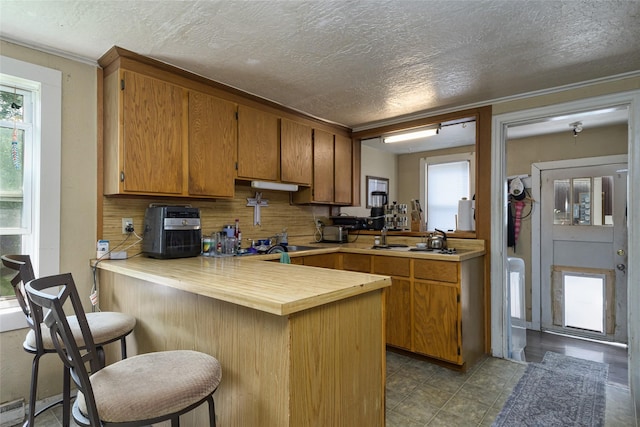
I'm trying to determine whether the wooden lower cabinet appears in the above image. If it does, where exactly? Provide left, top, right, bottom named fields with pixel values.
left=385, top=277, right=412, bottom=350
left=294, top=251, right=484, bottom=368
left=97, top=269, right=384, bottom=426
left=411, top=257, right=484, bottom=367
left=413, top=280, right=460, bottom=363
left=341, top=253, right=370, bottom=272
left=301, top=253, right=338, bottom=269
left=372, top=256, right=412, bottom=350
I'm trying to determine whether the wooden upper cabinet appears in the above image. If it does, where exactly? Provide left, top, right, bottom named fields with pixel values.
left=333, top=134, right=352, bottom=204
left=107, top=70, right=185, bottom=195
left=280, top=118, right=312, bottom=185
left=100, top=48, right=351, bottom=199
left=237, top=105, right=279, bottom=181
left=312, top=129, right=335, bottom=203
left=188, top=91, right=237, bottom=198
left=292, top=129, right=354, bottom=205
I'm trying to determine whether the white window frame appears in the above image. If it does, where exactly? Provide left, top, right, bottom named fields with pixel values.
left=419, top=152, right=476, bottom=231
left=0, top=56, right=61, bottom=332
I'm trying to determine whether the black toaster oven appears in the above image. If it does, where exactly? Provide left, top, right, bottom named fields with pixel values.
left=142, top=205, right=202, bottom=259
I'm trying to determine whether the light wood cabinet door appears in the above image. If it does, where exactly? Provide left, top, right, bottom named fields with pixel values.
left=188, top=91, right=237, bottom=197
left=333, top=134, right=352, bottom=204
left=385, top=278, right=412, bottom=350
left=372, top=256, right=410, bottom=277
left=303, top=253, right=338, bottom=269
left=280, top=118, right=312, bottom=185
left=121, top=70, right=184, bottom=194
left=237, top=105, right=279, bottom=181
left=341, top=253, right=371, bottom=272
left=413, top=281, right=460, bottom=363
left=312, top=129, right=335, bottom=203
left=414, top=259, right=459, bottom=283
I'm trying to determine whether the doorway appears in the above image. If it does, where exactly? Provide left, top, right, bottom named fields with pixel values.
left=490, top=90, right=639, bottom=361
left=535, top=158, right=628, bottom=343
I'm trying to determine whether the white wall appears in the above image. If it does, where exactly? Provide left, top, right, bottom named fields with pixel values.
left=342, top=145, right=397, bottom=217
left=0, top=40, right=98, bottom=406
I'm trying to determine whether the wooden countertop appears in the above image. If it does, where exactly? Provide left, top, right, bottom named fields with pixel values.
left=95, top=255, right=390, bottom=316
left=262, top=238, right=486, bottom=262
left=94, top=238, right=484, bottom=317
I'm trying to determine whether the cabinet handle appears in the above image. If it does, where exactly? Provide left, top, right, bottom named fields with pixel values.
left=120, top=171, right=125, bottom=182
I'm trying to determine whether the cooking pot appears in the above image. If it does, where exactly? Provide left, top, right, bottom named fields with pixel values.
left=428, top=229, right=447, bottom=249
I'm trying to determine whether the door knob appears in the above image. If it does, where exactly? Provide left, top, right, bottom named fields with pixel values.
left=617, top=249, right=625, bottom=256
left=616, top=264, right=626, bottom=273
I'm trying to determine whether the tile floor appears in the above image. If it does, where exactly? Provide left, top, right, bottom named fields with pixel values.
left=385, top=349, right=637, bottom=427
left=20, top=350, right=638, bottom=427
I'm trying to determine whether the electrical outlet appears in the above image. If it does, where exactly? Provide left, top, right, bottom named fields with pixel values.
left=122, top=218, right=133, bottom=234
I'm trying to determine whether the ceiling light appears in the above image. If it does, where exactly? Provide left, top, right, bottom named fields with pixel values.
left=251, top=181, right=298, bottom=191
left=383, top=126, right=440, bottom=143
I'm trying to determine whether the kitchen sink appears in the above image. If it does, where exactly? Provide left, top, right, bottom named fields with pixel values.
left=285, top=245, right=319, bottom=252
left=371, top=244, right=409, bottom=250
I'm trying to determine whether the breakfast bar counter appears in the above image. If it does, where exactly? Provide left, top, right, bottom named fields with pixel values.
left=95, top=255, right=391, bottom=427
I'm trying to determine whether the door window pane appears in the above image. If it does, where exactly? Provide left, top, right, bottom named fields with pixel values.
left=553, top=176, right=613, bottom=226
left=553, top=179, right=570, bottom=224
left=573, top=178, right=591, bottom=225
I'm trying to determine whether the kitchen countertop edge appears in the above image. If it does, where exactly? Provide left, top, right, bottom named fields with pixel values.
left=93, top=241, right=484, bottom=316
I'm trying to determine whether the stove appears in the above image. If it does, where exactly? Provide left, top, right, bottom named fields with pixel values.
left=407, top=247, right=457, bottom=254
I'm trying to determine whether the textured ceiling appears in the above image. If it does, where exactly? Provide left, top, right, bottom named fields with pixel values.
left=1, top=0, right=639, bottom=133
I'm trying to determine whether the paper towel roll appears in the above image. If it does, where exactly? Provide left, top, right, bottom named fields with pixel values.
left=457, top=198, right=474, bottom=231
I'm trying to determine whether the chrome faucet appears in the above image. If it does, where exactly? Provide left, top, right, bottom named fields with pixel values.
left=381, top=225, right=388, bottom=246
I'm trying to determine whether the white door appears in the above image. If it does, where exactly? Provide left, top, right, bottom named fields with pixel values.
left=540, top=162, right=627, bottom=342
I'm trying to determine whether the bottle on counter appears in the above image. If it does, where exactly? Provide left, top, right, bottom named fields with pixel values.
left=234, top=219, right=242, bottom=251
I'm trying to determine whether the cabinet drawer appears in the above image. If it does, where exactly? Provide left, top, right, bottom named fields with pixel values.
left=414, top=259, right=458, bottom=283
left=373, top=256, right=410, bottom=277
left=342, top=253, right=371, bottom=272
left=303, top=254, right=338, bottom=269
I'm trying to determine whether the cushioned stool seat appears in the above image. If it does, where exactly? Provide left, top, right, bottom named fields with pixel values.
left=77, top=350, right=222, bottom=423
left=1, top=254, right=136, bottom=427
left=25, top=272, right=222, bottom=427
left=25, top=312, right=136, bottom=350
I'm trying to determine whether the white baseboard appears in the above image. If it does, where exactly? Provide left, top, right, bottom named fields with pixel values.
left=0, top=399, right=24, bottom=427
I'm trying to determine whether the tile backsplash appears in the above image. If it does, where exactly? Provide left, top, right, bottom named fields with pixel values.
left=101, top=183, right=331, bottom=256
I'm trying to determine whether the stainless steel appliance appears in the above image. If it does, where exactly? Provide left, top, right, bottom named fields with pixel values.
left=322, top=225, right=348, bottom=243
left=428, top=228, right=448, bottom=249
left=142, top=205, right=202, bottom=259
left=330, top=216, right=368, bottom=230
left=368, top=191, right=387, bottom=230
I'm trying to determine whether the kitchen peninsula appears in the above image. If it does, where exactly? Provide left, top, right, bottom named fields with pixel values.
left=94, top=240, right=485, bottom=426
left=94, top=253, right=391, bottom=427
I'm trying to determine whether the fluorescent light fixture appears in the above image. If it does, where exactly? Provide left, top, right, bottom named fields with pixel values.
left=251, top=181, right=299, bottom=192
left=383, top=127, right=439, bottom=143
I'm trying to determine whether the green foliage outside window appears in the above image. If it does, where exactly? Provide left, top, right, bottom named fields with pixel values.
left=1, top=89, right=25, bottom=298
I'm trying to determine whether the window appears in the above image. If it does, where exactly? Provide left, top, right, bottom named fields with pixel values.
left=1, top=85, right=34, bottom=300
left=0, top=56, right=61, bottom=331
left=420, top=152, right=475, bottom=231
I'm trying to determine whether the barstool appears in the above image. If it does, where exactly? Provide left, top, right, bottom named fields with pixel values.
left=25, top=273, right=221, bottom=426
left=1, top=255, right=137, bottom=427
